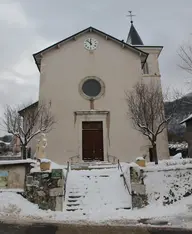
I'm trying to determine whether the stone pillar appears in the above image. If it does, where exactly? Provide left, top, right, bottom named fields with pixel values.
left=25, top=169, right=65, bottom=211
left=130, top=167, right=148, bottom=208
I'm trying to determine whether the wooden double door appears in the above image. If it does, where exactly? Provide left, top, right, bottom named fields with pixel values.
left=82, top=121, right=104, bottom=161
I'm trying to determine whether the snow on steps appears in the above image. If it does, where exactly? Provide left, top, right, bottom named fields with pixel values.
left=63, top=165, right=132, bottom=213
left=70, top=161, right=118, bottom=170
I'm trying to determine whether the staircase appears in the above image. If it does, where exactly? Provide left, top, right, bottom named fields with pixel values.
left=63, top=164, right=131, bottom=213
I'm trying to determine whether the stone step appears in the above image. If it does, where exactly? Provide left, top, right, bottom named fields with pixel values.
left=69, top=191, right=83, bottom=193
left=67, top=202, right=80, bottom=206
left=69, top=188, right=80, bottom=193
left=71, top=161, right=116, bottom=166
left=66, top=208, right=79, bottom=212
left=115, top=207, right=131, bottom=210
left=67, top=203, right=80, bottom=207
left=68, top=199, right=78, bottom=203
left=68, top=195, right=82, bottom=199
left=71, top=162, right=118, bottom=170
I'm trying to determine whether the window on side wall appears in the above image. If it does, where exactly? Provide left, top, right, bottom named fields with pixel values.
left=143, top=62, right=149, bottom=74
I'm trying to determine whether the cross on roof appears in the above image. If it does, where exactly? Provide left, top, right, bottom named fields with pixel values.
left=127, top=11, right=136, bottom=24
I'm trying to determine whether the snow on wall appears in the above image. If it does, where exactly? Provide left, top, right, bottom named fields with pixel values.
left=146, top=158, right=192, bottom=169
left=143, top=164, right=192, bottom=205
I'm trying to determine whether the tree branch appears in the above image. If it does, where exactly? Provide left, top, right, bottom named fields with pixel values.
left=126, top=80, right=172, bottom=163
left=1, top=101, right=56, bottom=158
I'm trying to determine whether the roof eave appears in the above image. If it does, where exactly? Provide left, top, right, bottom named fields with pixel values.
left=18, top=101, right=39, bottom=116
left=135, top=45, right=163, bottom=57
left=180, top=119, right=191, bottom=125
left=180, top=120, right=187, bottom=124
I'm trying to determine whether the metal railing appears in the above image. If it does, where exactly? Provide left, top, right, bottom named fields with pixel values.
left=63, top=161, right=70, bottom=201
left=107, top=154, right=132, bottom=196
left=69, top=155, right=80, bottom=164
left=117, top=159, right=132, bottom=196
left=107, top=154, right=119, bottom=164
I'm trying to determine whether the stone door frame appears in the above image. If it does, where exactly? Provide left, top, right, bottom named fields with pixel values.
left=74, top=110, right=109, bottom=162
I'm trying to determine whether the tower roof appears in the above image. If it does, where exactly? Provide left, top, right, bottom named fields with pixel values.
left=126, top=23, right=144, bottom=45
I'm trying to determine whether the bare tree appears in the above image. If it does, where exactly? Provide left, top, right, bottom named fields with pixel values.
left=1, top=101, right=55, bottom=159
left=126, top=80, right=173, bottom=164
left=178, top=44, right=192, bottom=74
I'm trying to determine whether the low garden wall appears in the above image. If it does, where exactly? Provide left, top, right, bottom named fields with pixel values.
left=143, top=161, right=192, bottom=205
left=0, top=155, right=22, bottom=161
left=127, top=159, right=192, bottom=207
left=25, top=168, right=65, bottom=211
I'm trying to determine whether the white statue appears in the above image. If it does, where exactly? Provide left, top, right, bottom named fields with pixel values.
left=36, top=133, right=47, bottom=159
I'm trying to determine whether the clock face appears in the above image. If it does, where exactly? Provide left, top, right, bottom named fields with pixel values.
left=84, top=38, right=98, bottom=51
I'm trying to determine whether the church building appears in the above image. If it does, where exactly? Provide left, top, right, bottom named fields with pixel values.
left=20, top=20, right=169, bottom=164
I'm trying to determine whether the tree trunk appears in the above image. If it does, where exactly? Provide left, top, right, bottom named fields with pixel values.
left=152, top=143, right=158, bottom=165
left=21, top=145, right=27, bottom=159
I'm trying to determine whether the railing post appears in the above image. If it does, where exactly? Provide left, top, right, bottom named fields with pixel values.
left=67, top=161, right=69, bottom=170
left=63, top=161, right=70, bottom=202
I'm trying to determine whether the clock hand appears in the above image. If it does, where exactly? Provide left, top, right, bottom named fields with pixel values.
left=90, top=39, right=92, bottom=45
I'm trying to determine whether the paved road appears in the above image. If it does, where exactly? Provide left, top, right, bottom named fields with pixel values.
left=0, top=222, right=192, bottom=234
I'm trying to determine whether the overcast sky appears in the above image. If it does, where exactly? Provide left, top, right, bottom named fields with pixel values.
left=0, top=0, right=192, bottom=136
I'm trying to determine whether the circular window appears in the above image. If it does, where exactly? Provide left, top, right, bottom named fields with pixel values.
left=82, top=79, right=101, bottom=97
left=79, top=76, right=105, bottom=100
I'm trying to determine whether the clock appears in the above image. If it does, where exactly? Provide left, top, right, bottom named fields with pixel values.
left=84, top=38, right=98, bottom=51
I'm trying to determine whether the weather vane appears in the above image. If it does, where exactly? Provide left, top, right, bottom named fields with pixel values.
left=127, top=11, right=135, bottom=24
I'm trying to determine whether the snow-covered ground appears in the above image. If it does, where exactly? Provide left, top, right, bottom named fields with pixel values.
left=142, top=159, right=192, bottom=206
left=0, top=191, right=192, bottom=227
left=1, top=158, right=192, bottom=227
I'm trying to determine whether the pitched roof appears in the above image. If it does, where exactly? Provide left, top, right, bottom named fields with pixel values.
left=126, top=23, right=144, bottom=45
left=180, top=114, right=192, bottom=124
left=33, top=26, right=148, bottom=71
left=18, top=101, right=38, bottom=116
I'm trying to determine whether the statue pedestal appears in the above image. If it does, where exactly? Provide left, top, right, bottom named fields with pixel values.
left=40, top=159, right=51, bottom=171
left=136, top=157, right=146, bottom=167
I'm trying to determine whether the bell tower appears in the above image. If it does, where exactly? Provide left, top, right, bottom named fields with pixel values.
left=126, top=11, right=144, bottom=45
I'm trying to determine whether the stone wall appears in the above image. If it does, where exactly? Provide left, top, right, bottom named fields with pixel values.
left=0, top=163, right=31, bottom=190
left=25, top=169, right=65, bottom=211
left=130, top=166, right=148, bottom=208
left=129, top=164, right=192, bottom=207
left=0, top=155, right=22, bottom=161
left=143, top=166, right=192, bottom=205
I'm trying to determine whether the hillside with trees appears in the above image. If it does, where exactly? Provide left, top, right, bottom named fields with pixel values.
left=165, top=93, right=192, bottom=142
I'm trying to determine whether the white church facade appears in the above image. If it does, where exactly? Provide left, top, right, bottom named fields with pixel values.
left=20, top=23, right=169, bottom=164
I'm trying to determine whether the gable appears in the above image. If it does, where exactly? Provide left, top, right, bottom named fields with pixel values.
left=33, top=27, right=148, bottom=71
left=135, top=46, right=163, bottom=57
